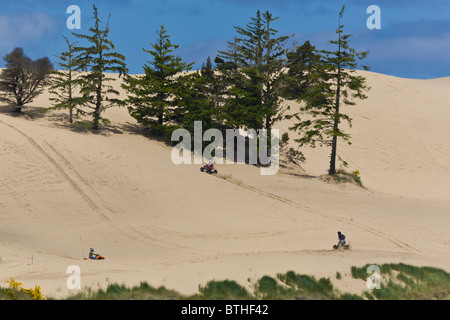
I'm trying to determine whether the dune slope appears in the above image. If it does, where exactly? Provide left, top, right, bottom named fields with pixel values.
left=0, top=70, right=449, bottom=298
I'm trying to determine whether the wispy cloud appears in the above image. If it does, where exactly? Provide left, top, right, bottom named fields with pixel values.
left=0, top=12, right=62, bottom=57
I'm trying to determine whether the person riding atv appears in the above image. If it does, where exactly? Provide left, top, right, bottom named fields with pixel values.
left=333, top=231, right=349, bottom=250
left=200, top=159, right=218, bottom=174
left=206, top=159, right=214, bottom=170
left=89, top=248, right=105, bottom=260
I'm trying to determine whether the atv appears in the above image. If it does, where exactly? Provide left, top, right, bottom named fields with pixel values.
left=85, top=255, right=105, bottom=260
left=200, top=164, right=218, bottom=174
left=333, top=242, right=350, bottom=250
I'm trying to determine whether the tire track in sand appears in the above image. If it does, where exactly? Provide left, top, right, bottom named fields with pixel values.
left=214, top=173, right=422, bottom=255
left=0, top=119, right=201, bottom=253
left=0, top=120, right=110, bottom=222
left=43, top=140, right=205, bottom=253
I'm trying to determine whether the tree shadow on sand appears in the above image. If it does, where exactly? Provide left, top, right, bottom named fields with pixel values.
left=44, top=109, right=172, bottom=143
left=0, top=105, right=47, bottom=120
left=117, top=121, right=173, bottom=145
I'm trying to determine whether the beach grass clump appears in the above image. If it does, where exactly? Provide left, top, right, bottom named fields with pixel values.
left=195, top=279, right=253, bottom=300
left=67, top=281, right=183, bottom=300
left=277, top=271, right=337, bottom=299
left=253, top=276, right=295, bottom=300
left=351, top=263, right=450, bottom=300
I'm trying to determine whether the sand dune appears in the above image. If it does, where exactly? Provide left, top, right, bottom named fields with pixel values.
left=0, top=70, right=449, bottom=298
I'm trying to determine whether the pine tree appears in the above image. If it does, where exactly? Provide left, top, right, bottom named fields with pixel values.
left=178, top=57, right=221, bottom=132
left=260, top=11, right=290, bottom=130
left=72, top=5, right=127, bottom=130
left=283, top=40, right=323, bottom=101
left=200, top=56, right=224, bottom=118
left=215, top=10, right=290, bottom=131
left=122, top=25, right=193, bottom=133
left=48, top=36, right=84, bottom=123
left=288, top=6, right=370, bottom=175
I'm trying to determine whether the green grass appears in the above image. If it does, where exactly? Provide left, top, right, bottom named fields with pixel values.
left=276, top=271, right=336, bottom=299
left=350, top=263, right=450, bottom=300
left=3, top=263, right=449, bottom=300
left=195, top=280, right=253, bottom=300
left=66, top=281, right=184, bottom=300
left=0, top=288, right=35, bottom=300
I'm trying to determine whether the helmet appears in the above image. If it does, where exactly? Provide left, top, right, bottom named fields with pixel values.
left=90, top=248, right=94, bottom=251
left=337, top=231, right=341, bottom=234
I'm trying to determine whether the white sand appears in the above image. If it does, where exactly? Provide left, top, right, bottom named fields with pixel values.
left=0, top=70, right=449, bottom=299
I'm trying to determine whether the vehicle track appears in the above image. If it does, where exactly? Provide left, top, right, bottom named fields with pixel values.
left=0, top=118, right=206, bottom=253
left=214, top=173, right=422, bottom=255
left=0, top=117, right=422, bottom=257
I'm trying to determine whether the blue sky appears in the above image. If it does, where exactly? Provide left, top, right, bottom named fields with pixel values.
left=1, top=0, right=449, bottom=79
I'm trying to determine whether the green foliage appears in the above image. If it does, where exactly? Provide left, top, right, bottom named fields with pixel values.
left=48, top=36, right=84, bottom=123
left=2, top=263, right=444, bottom=300
left=1, top=278, right=45, bottom=300
left=277, top=271, right=336, bottom=299
left=351, top=263, right=450, bottom=300
left=122, top=25, right=194, bottom=139
left=197, top=280, right=253, bottom=300
left=286, top=6, right=370, bottom=175
left=321, top=168, right=364, bottom=188
left=253, top=276, right=295, bottom=300
left=0, top=48, right=53, bottom=112
left=71, top=4, right=128, bottom=130
left=339, top=293, right=364, bottom=300
left=216, top=10, right=291, bottom=131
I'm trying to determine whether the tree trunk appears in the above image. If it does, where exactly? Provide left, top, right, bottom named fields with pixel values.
left=329, top=74, right=340, bottom=175
left=69, top=68, right=73, bottom=124
left=329, top=30, right=342, bottom=176
left=93, top=82, right=101, bottom=130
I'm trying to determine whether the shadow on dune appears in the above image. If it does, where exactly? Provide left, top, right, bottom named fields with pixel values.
left=0, top=105, right=47, bottom=120
left=44, top=109, right=171, bottom=144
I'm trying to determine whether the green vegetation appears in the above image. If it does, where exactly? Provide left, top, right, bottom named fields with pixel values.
left=71, top=4, right=128, bottom=130
left=48, top=36, right=83, bottom=124
left=2, top=264, right=448, bottom=300
left=285, top=5, right=370, bottom=176
left=0, top=48, right=53, bottom=113
left=320, top=168, right=364, bottom=188
left=0, top=278, right=45, bottom=300
left=1, top=5, right=371, bottom=182
left=351, top=263, right=450, bottom=300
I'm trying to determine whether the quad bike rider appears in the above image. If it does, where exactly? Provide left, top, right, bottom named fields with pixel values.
left=88, top=248, right=105, bottom=260
left=200, top=160, right=218, bottom=174
left=333, top=231, right=349, bottom=250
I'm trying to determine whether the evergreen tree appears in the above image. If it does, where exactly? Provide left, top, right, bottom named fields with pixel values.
left=72, top=5, right=127, bottom=130
left=0, top=48, right=53, bottom=113
left=122, top=25, right=193, bottom=133
left=260, top=11, right=291, bottom=130
left=178, top=56, right=222, bottom=132
left=48, top=36, right=84, bottom=123
left=288, top=6, right=370, bottom=175
left=283, top=40, right=323, bottom=101
left=216, top=10, right=290, bottom=131
left=200, top=56, right=224, bottom=119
